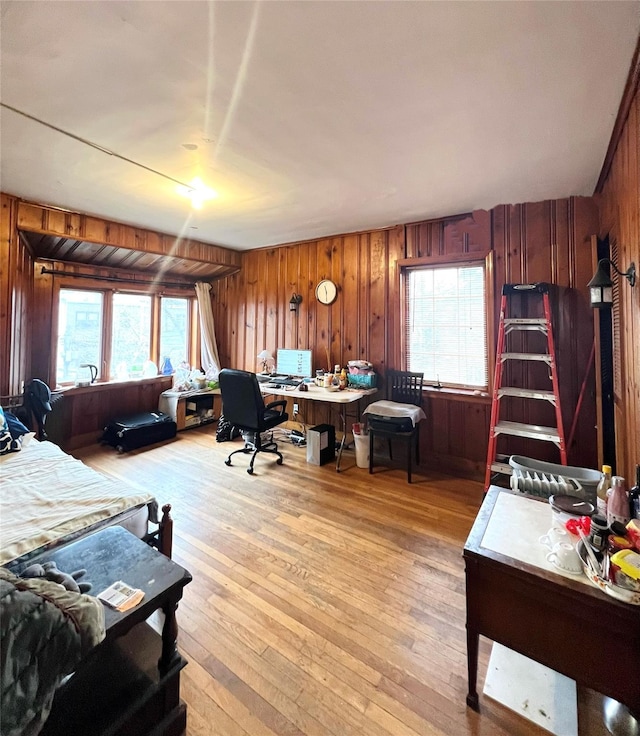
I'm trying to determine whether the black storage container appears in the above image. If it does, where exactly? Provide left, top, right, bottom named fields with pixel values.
left=102, top=411, right=177, bottom=453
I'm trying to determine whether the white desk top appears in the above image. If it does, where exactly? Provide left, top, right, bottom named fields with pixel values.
left=260, top=383, right=376, bottom=404
left=481, top=489, right=589, bottom=585
left=161, top=387, right=221, bottom=397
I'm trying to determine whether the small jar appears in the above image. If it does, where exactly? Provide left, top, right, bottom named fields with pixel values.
left=607, top=535, right=634, bottom=554
left=589, top=514, right=609, bottom=552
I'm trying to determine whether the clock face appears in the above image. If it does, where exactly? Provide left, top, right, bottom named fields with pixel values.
left=316, top=279, right=337, bottom=305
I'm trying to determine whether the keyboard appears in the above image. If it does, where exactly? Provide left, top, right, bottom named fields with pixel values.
left=268, top=376, right=303, bottom=387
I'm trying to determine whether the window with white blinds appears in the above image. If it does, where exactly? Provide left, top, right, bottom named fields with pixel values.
left=404, top=264, right=488, bottom=389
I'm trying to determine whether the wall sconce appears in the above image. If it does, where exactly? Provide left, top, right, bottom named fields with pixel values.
left=257, top=350, right=274, bottom=374
left=289, top=293, right=302, bottom=312
left=587, top=258, right=636, bottom=308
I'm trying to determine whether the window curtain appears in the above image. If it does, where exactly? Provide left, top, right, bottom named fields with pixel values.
left=194, top=282, right=222, bottom=379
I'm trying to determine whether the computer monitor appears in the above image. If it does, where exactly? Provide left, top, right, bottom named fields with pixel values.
left=276, top=349, right=313, bottom=378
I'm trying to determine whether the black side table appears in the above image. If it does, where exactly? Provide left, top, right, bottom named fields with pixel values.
left=21, top=526, right=192, bottom=736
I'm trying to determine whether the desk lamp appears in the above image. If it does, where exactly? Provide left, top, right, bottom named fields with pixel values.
left=257, top=350, right=274, bottom=374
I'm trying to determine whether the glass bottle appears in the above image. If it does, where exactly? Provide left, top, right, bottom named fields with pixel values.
left=607, top=476, right=630, bottom=527
left=596, top=464, right=612, bottom=517
left=160, top=356, right=173, bottom=375
left=629, top=464, right=640, bottom=520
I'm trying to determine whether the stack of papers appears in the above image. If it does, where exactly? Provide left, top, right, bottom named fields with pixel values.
left=97, top=580, right=145, bottom=612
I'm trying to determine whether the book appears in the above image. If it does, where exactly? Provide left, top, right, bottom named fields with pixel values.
left=97, top=580, right=144, bottom=612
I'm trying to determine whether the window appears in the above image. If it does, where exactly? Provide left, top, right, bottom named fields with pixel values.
left=57, top=290, right=104, bottom=384
left=160, top=297, right=190, bottom=369
left=404, top=263, right=488, bottom=389
left=111, top=293, right=152, bottom=379
left=54, top=288, right=197, bottom=385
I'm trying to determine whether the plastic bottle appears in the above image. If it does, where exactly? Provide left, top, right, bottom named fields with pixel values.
left=596, top=465, right=612, bottom=517
left=629, top=464, right=640, bottom=520
left=607, top=476, right=630, bottom=527
left=339, top=368, right=347, bottom=389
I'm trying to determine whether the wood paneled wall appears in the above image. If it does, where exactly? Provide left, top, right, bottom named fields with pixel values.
left=215, top=200, right=599, bottom=477
left=0, top=194, right=33, bottom=396
left=597, top=51, right=640, bottom=483
left=212, top=227, right=406, bottom=435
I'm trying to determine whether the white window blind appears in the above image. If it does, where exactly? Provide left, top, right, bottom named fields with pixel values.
left=405, top=264, right=488, bottom=389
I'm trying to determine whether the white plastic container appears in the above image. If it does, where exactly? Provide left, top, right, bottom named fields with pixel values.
left=353, top=431, right=370, bottom=468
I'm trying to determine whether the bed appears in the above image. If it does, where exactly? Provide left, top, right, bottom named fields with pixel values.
left=0, top=436, right=173, bottom=569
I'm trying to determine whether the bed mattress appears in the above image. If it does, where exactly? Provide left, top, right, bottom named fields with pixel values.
left=0, top=439, right=154, bottom=565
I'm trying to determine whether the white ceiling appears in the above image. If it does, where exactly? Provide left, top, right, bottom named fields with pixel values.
left=1, top=1, right=638, bottom=251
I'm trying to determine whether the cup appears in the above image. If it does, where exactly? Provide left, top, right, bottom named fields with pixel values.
left=546, top=541, right=583, bottom=574
left=539, top=526, right=570, bottom=549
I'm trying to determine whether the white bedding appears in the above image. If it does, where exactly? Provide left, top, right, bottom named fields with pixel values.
left=0, top=439, right=154, bottom=565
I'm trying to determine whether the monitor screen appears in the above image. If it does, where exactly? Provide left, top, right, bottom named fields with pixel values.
left=276, top=349, right=313, bottom=378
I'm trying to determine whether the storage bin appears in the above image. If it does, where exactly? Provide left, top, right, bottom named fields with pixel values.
left=347, top=373, right=377, bottom=389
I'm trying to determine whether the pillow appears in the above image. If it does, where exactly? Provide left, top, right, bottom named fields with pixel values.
left=0, top=407, right=22, bottom=455
left=4, top=410, right=30, bottom=439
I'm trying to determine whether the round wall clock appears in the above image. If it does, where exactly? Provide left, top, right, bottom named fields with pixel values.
left=315, top=279, right=338, bottom=305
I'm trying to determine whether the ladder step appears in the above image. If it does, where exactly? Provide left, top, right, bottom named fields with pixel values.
left=503, top=318, right=547, bottom=325
left=498, top=387, right=557, bottom=402
left=504, top=321, right=549, bottom=334
left=500, top=353, right=552, bottom=363
left=493, top=420, right=561, bottom=444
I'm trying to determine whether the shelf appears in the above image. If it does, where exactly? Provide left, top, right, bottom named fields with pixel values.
left=41, top=622, right=187, bottom=736
left=159, top=389, right=220, bottom=431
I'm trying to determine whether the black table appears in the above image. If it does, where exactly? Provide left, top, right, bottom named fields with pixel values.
left=26, top=526, right=192, bottom=736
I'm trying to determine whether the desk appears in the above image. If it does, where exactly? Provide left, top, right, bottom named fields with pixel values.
left=159, top=387, right=221, bottom=430
left=464, top=486, right=640, bottom=717
left=259, top=383, right=377, bottom=471
left=33, top=526, right=192, bottom=736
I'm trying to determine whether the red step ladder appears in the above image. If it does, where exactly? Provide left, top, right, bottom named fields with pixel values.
left=484, top=283, right=567, bottom=492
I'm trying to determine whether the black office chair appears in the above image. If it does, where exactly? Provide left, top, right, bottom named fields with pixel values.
left=218, top=369, right=289, bottom=474
left=24, top=379, right=59, bottom=441
left=366, top=370, right=425, bottom=483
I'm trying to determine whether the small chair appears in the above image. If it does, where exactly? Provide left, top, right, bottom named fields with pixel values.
left=365, top=370, right=425, bottom=483
left=218, top=369, right=289, bottom=474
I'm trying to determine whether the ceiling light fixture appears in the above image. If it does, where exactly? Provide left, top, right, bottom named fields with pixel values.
left=176, top=177, right=218, bottom=209
left=587, top=258, right=636, bottom=308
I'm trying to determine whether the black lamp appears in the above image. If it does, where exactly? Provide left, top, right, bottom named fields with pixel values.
left=289, top=293, right=302, bottom=312
left=588, top=258, right=636, bottom=308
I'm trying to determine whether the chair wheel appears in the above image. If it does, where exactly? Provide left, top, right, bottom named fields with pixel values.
left=225, top=459, right=232, bottom=466
left=276, top=458, right=283, bottom=465
left=247, top=467, right=254, bottom=475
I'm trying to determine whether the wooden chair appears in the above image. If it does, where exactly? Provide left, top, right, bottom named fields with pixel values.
left=366, top=370, right=424, bottom=483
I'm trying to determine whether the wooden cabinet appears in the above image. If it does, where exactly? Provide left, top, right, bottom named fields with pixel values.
left=158, top=388, right=220, bottom=431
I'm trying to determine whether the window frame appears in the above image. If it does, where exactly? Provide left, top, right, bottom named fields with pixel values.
left=51, top=280, right=199, bottom=387
left=399, top=251, right=495, bottom=394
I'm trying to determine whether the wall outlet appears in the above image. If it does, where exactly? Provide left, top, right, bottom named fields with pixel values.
left=293, top=403, right=299, bottom=414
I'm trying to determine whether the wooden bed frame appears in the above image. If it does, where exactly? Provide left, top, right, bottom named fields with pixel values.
left=149, top=503, right=174, bottom=558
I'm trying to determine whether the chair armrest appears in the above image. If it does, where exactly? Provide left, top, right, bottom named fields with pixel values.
left=265, top=399, right=287, bottom=414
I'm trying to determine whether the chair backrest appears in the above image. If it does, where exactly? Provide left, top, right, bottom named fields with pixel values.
left=219, top=369, right=267, bottom=432
left=386, top=370, right=424, bottom=406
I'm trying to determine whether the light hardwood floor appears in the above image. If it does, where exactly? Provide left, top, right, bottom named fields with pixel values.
left=76, top=427, right=608, bottom=736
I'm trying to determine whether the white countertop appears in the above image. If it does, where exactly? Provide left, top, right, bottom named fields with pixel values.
left=481, top=491, right=589, bottom=585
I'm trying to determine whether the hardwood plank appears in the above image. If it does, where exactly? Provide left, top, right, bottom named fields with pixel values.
left=75, top=428, right=609, bottom=735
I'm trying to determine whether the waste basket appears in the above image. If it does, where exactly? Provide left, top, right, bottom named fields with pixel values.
left=353, top=431, right=369, bottom=468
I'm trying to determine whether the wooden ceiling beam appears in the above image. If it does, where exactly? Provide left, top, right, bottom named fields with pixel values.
left=16, top=200, right=242, bottom=278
